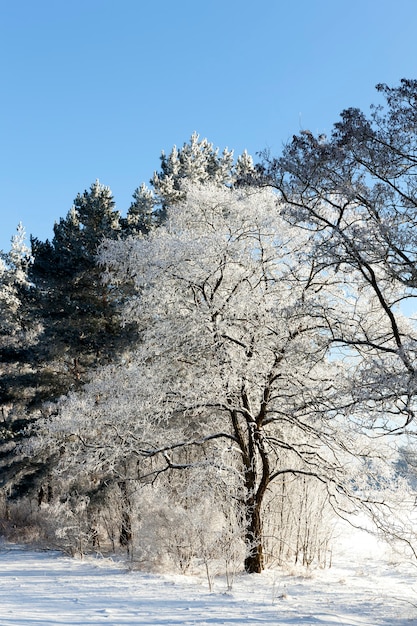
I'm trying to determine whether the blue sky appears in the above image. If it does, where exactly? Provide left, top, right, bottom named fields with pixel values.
left=2, top=0, right=417, bottom=251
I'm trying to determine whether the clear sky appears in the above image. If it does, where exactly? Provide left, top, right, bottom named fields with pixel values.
left=2, top=0, right=417, bottom=252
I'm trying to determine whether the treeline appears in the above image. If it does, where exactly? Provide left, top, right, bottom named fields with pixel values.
left=1, top=84, right=417, bottom=575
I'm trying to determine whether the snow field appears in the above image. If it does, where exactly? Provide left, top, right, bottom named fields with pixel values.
left=0, top=524, right=417, bottom=626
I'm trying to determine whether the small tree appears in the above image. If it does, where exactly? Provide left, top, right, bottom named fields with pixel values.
left=0, top=223, right=33, bottom=337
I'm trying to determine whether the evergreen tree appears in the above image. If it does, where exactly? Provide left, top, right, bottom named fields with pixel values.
left=29, top=180, right=131, bottom=385
left=150, top=132, right=251, bottom=213
left=0, top=182, right=137, bottom=502
left=0, top=223, right=38, bottom=403
left=0, top=225, right=43, bottom=499
left=234, top=149, right=257, bottom=185
left=0, top=223, right=32, bottom=337
left=122, top=135, right=256, bottom=237
left=123, top=183, right=156, bottom=236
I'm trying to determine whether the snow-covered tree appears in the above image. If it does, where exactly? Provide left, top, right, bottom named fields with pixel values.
left=49, top=179, right=121, bottom=267
left=147, top=133, right=257, bottom=223
left=124, top=183, right=157, bottom=236
left=0, top=224, right=44, bottom=511
left=120, top=134, right=256, bottom=238
left=30, top=179, right=130, bottom=378
left=152, top=132, right=235, bottom=206
left=0, top=182, right=135, bottom=506
left=234, top=149, right=257, bottom=185
left=260, top=78, right=417, bottom=433
left=28, top=183, right=406, bottom=572
left=0, top=223, right=32, bottom=336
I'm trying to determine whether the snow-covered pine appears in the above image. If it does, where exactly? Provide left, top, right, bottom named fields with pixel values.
left=0, top=222, right=32, bottom=335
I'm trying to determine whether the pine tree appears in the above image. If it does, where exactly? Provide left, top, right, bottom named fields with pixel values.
left=0, top=182, right=137, bottom=502
left=122, top=134, right=255, bottom=233
left=0, top=223, right=32, bottom=336
left=0, top=225, right=44, bottom=501
left=234, top=149, right=257, bottom=185
left=30, top=180, right=129, bottom=380
left=123, top=183, right=156, bottom=236
left=151, top=132, right=245, bottom=210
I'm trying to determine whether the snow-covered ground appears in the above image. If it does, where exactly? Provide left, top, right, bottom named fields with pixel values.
left=0, top=524, right=416, bottom=626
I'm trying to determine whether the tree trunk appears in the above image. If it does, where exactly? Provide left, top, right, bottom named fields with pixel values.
left=118, top=481, right=133, bottom=555
left=230, top=406, right=270, bottom=573
left=244, top=503, right=264, bottom=573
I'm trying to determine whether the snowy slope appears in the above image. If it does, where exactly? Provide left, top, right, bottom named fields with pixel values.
left=0, top=526, right=416, bottom=626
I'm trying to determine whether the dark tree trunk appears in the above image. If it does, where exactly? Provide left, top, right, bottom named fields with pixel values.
left=244, top=504, right=264, bottom=573
left=118, top=481, right=133, bottom=554
left=120, top=510, right=132, bottom=548
left=230, top=405, right=270, bottom=574
left=243, top=458, right=269, bottom=574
